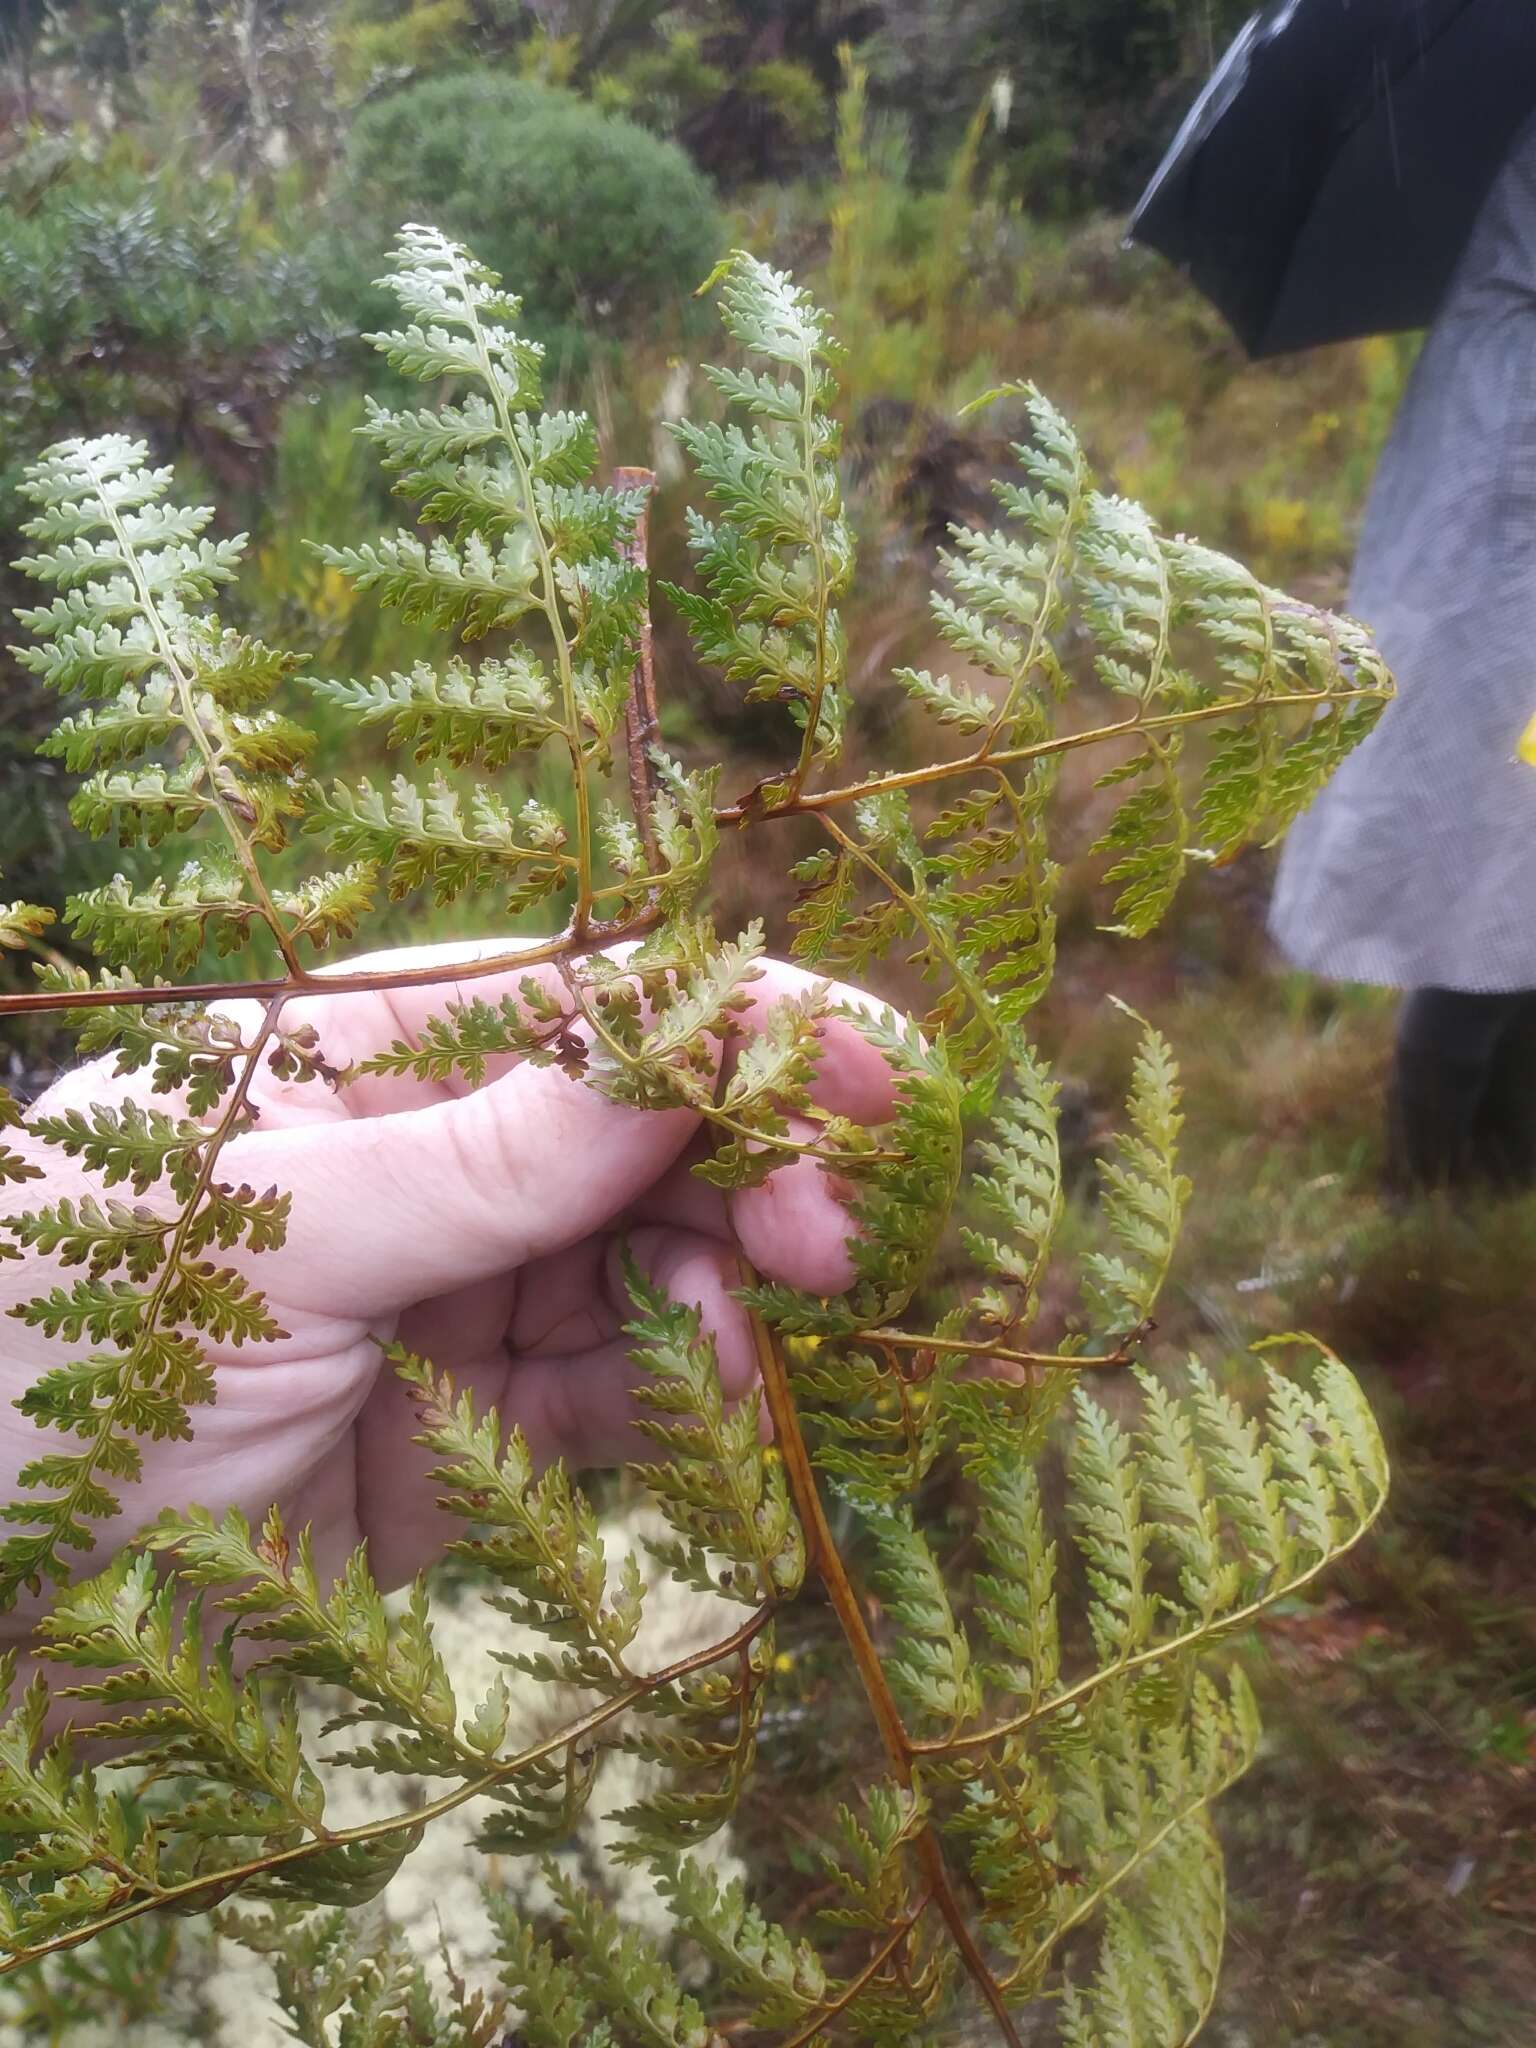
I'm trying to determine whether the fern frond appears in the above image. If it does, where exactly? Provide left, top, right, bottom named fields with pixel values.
left=1069, top=1390, right=1157, bottom=1665
left=655, top=1855, right=828, bottom=2030
left=358, top=981, right=587, bottom=1088
left=944, top=1347, right=1387, bottom=1760
left=1089, top=738, right=1190, bottom=939
left=309, top=773, right=570, bottom=912
left=0, top=225, right=1398, bottom=2039
left=1056, top=1816, right=1224, bottom=2048
left=226, top=1905, right=509, bottom=2048
left=863, top=1510, right=981, bottom=1735
left=624, top=1260, right=803, bottom=1606
left=603, top=1265, right=800, bottom=1857
left=312, top=531, right=540, bottom=639
left=143, top=1506, right=473, bottom=1781
left=306, top=653, right=558, bottom=767
left=1082, top=1008, right=1190, bottom=1342
left=792, top=771, right=1061, bottom=1095
left=743, top=1006, right=964, bottom=1337
left=12, top=435, right=305, bottom=978
left=974, top=1463, right=1060, bottom=1712
left=484, top=1894, right=602, bottom=2048
left=1167, top=536, right=1394, bottom=855
left=789, top=1340, right=957, bottom=1507
left=300, top=227, right=652, bottom=931
left=539, top=1862, right=716, bottom=2048
left=960, top=1041, right=1065, bottom=1333
left=926, top=384, right=1088, bottom=749
left=0, top=1089, right=43, bottom=1202
left=389, top=1349, right=644, bottom=1693
left=668, top=250, right=853, bottom=800
left=38, top=1551, right=328, bottom=1839
left=0, top=1662, right=163, bottom=1951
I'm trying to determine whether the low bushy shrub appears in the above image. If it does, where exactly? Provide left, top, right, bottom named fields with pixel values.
left=335, top=73, right=725, bottom=370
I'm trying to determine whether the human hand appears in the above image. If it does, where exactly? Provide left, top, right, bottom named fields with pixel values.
left=0, top=941, right=897, bottom=1630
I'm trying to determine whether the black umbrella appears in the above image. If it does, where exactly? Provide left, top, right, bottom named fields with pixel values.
left=1129, top=0, right=1536, bottom=358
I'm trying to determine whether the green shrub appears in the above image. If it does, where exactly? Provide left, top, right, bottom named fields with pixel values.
left=335, top=72, right=725, bottom=369
left=0, top=153, right=335, bottom=488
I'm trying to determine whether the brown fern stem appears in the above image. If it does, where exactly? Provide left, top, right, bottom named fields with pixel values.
left=714, top=686, right=1391, bottom=825
left=746, top=1288, right=1025, bottom=2048
left=748, top=1298, right=908, bottom=1764
left=0, top=915, right=662, bottom=1019
left=778, top=1897, right=933, bottom=2048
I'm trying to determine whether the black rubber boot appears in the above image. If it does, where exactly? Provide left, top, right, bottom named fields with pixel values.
left=1386, top=988, right=1536, bottom=1196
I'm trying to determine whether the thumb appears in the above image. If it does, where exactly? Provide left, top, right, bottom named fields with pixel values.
left=223, top=1061, right=700, bottom=1319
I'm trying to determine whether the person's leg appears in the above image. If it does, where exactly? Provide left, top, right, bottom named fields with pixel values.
left=1470, top=991, right=1536, bottom=1188
left=1387, top=987, right=1530, bottom=1191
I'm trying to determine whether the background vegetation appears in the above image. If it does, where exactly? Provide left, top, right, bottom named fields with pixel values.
left=0, top=5, right=1529, bottom=2042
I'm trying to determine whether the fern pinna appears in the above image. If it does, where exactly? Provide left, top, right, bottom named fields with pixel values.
left=0, top=227, right=1390, bottom=2043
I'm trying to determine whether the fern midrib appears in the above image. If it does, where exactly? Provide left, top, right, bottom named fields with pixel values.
left=0, top=925, right=650, bottom=1020
left=1133, top=517, right=1175, bottom=719
left=718, top=684, right=1390, bottom=826
left=448, top=250, right=595, bottom=932
left=868, top=1328, right=1130, bottom=1372
left=981, top=465, right=1083, bottom=750
left=1246, top=585, right=1282, bottom=833
left=788, top=332, right=835, bottom=800
left=81, top=448, right=304, bottom=981
left=1002, top=1796, right=1235, bottom=2000
left=913, top=1474, right=1388, bottom=1761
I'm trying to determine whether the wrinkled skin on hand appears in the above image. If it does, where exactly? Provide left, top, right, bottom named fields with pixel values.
left=0, top=942, right=897, bottom=1636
